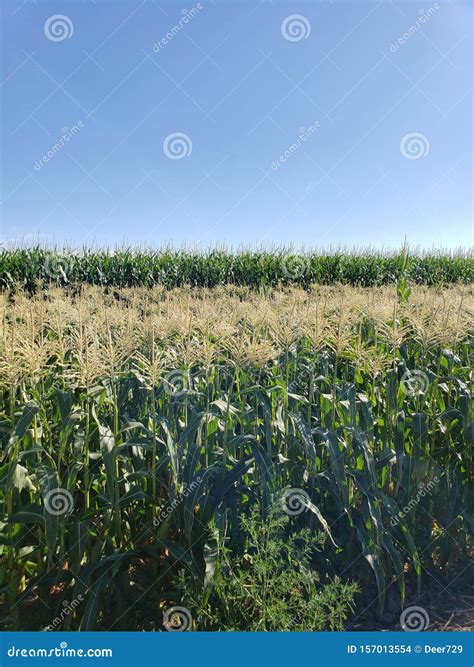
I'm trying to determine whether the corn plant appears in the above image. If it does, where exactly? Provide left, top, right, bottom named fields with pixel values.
left=0, top=246, right=472, bottom=291
left=0, top=283, right=471, bottom=629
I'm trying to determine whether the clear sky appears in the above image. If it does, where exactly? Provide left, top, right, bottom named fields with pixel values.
left=1, top=0, right=472, bottom=250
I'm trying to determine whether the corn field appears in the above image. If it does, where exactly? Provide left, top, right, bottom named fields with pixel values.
left=0, top=282, right=472, bottom=630
left=1, top=247, right=473, bottom=290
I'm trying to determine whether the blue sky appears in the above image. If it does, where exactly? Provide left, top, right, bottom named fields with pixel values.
left=1, top=0, right=472, bottom=249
